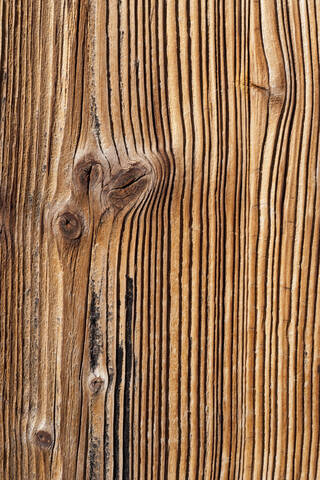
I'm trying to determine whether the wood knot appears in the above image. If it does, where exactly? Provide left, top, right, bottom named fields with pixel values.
left=105, top=164, right=151, bottom=211
left=57, top=211, right=82, bottom=240
left=89, top=376, right=104, bottom=394
left=35, top=430, right=53, bottom=449
left=73, top=154, right=102, bottom=193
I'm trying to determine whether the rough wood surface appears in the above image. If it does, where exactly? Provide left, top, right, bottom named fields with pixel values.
left=1, top=0, right=320, bottom=478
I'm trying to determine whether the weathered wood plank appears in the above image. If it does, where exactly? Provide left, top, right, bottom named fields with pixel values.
left=1, top=0, right=320, bottom=478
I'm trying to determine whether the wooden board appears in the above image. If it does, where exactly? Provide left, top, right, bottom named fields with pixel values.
left=1, top=0, right=320, bottom=478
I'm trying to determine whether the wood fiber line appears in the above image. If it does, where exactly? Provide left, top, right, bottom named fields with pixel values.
left=1, top=0, right=320, bottom=479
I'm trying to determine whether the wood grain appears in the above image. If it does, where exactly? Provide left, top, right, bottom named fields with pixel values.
left=1, top=0, right=320, bottom=478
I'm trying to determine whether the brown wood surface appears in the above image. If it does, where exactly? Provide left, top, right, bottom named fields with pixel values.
left=1, top=0, right=320, bottom=478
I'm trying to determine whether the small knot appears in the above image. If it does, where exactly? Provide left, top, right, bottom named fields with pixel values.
left=57, top=211, right=82, bottom=240
left=73, top=154, right=103, bottom=193
left=89, top=376, right=104, bottom=395
left=35, top=430, right=53, bottom=449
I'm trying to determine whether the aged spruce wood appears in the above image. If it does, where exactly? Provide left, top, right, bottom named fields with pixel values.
left=1, top=0, right=320, bottom=478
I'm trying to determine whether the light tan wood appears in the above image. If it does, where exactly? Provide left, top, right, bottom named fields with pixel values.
left=1, top=0, right=320, bottom=478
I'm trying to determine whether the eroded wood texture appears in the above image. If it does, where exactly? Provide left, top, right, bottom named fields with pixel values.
left=1, top=0, right=320, bottom=478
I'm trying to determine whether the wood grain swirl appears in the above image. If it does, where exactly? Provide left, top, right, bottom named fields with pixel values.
left=1, top=0, right=320, bottom=478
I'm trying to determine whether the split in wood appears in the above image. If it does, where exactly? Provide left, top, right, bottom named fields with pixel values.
left=104, top=164, right=151, bottom=211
